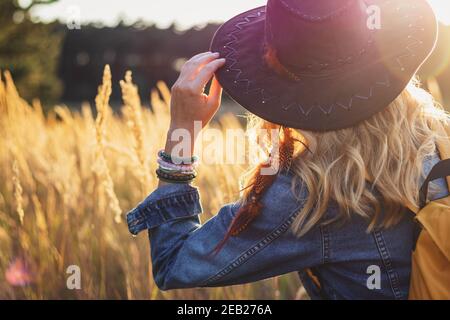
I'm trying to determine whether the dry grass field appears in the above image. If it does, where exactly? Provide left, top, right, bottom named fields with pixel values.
left=0, top=66, right=305, bottom=299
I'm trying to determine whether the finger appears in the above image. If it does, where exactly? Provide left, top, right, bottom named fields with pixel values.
left=191, top=58, right=226, bottom=92
left=207, top=76, right=223, bottom=108
left=176, top=52, right=211, bottom=81
left=189, top=51, right=216, bottom=64
left=180, top=52, right=220, bottom=80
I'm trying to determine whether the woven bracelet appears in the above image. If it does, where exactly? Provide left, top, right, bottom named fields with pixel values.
left=158, top=166, right=197, bottom=176
left=157, top=176, right=195, bottom=184
left=156, top=168, right=197, bottom=183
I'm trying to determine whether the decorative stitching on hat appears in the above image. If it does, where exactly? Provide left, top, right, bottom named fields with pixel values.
left=333, top=75, right=391, bottom=113
left=223, top=9, right=269, bottom=104
left=298, top=104, right=314, bottom=116
left=392, top=1, right=427, bottom=72
left=396, top=35, right=424, bottom=71
left=281, top=74, right=391, bottom=116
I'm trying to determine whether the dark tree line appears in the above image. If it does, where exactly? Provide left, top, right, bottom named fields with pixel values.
left=59, top=23, right=220, bottom=105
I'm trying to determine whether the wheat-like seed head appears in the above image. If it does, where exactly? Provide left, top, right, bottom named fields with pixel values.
left=94, top=65, right=122, bottom=223
left=0, top=71, right=6, bottom=115
left=120, top=71, right=151, bottom=192
left=12, top=160, right=24, bottom=225
left=156, top=81, right=171, bottom=106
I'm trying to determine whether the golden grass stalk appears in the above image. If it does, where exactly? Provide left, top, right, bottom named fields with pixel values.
left=427, top=77, right=444, bottom=106
left=3, top=71, right=28, bottom=114
left=0, top=71, right=6, bottom=114
left=120, top=71, right=151, bottom=192
left=156, top=81, right=171, bottom=106
left=12, top=160, right=25, bottom=225
left=94, top=65, right=122, bottom=224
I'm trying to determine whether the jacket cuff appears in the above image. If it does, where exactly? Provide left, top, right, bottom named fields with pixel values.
left=127, top=184, right=202, bottom=235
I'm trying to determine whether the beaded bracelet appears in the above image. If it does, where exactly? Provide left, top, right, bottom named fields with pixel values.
left=158, top=150, right=199, bottom=165
left=157, top=158, right=197, bottom=173
left=158, top=165, right=195, bottom=175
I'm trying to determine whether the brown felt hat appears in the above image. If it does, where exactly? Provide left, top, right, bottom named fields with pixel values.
left=210, top=0, right=438, bottom=131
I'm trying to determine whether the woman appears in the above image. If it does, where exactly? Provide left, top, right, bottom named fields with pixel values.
left=127, top=0, right=449, bottom=299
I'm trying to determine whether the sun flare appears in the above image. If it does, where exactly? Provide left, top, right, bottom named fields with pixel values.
left=428, top=0, right=450, bottom=25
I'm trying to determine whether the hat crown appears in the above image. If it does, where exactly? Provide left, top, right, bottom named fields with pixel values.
left=274, top=0, right=357, bottom=21
left=266, top=0, right=371, bottom=74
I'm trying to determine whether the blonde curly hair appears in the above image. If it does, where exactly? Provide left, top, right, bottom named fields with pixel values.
left=216, top=78, right=449, bottom=250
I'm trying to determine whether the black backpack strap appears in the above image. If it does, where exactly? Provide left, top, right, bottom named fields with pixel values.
left=419, top=159, right=450, bottom=209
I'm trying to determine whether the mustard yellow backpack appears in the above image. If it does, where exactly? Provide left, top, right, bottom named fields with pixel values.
left=407, top=121, right=450, bottom=300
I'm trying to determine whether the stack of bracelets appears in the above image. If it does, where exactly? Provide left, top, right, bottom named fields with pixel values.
left=156, top=150, right=199, bottom=184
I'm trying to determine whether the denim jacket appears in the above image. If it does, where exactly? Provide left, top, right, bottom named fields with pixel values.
left=127, top=153, right=449, bottom=300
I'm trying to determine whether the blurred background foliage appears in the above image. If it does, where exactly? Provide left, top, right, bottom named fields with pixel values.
left=0, top=0, right=63, bottom=105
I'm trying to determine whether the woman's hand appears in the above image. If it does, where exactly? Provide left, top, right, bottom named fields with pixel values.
left=167, top=52, right=226, bottom=147
left=159, top=52, right=225, bottom=186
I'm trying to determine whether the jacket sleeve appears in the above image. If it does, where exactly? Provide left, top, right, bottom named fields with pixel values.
left=126, top=176, right=322, bottom=290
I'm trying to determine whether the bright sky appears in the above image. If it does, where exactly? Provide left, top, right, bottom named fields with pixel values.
left=30, top=0, right=267, bottom=29
left=30, top=0, right=450, bottom=29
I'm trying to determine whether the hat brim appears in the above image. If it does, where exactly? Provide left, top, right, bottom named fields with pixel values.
left=210, top=0, right=438, bottom=131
